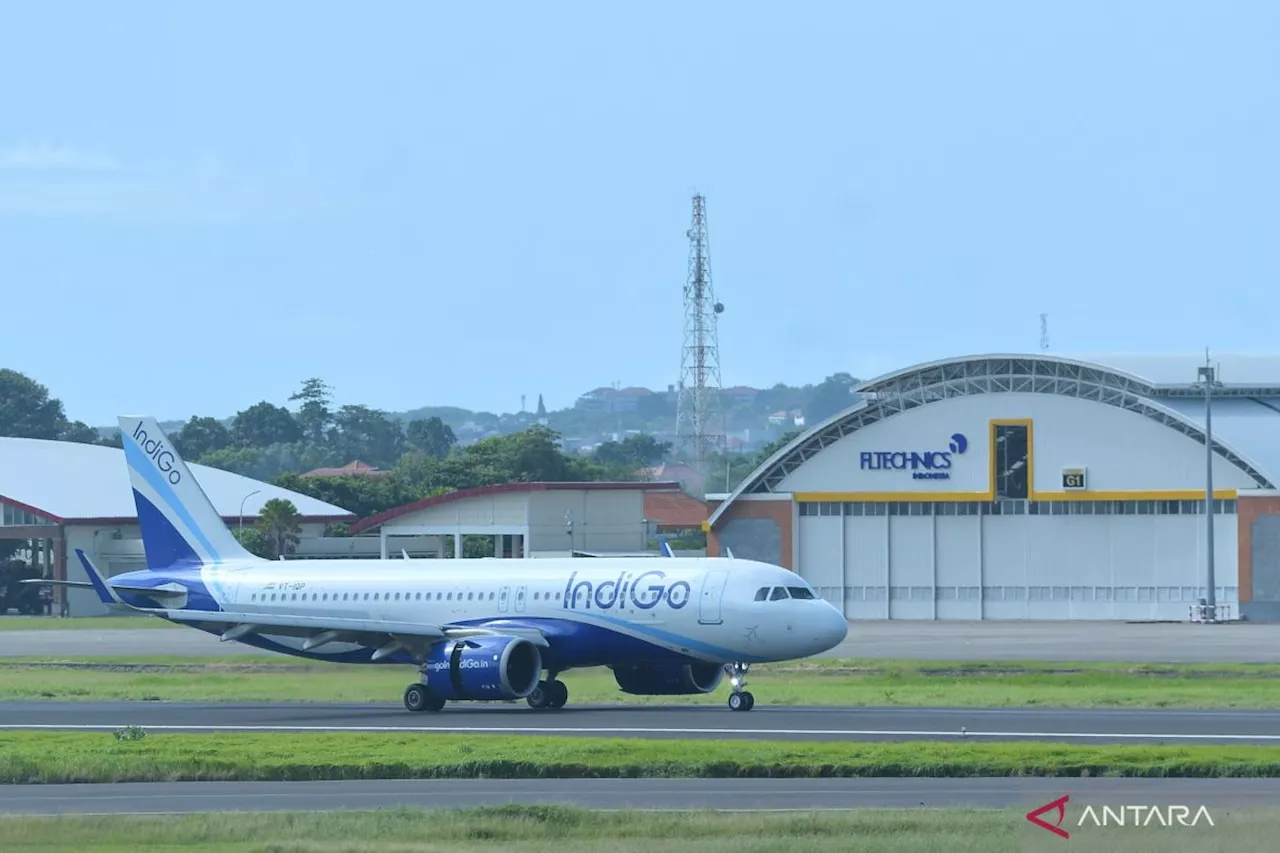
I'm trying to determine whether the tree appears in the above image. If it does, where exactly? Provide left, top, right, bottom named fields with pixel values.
left=59, top=420, right=100, bottom=445
left=289, top=378, right=334, bottom=445
left=0, top=369, right=68, bottom=439
left=593, top=434, right=671, bottom=469
left=805, top=373, right=860, bottom=424
left=257, top=498, right=302, bottom=559
left=231, top=402, right=303, bottom=448
left=406, top=416, right=456, bottom=460
left=332, top=404, right=404, bottom=468
left=175, top=416, right=232, bottom=459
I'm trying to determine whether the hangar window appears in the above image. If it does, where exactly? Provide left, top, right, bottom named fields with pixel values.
left=993, top=424, right=1029, bottom=500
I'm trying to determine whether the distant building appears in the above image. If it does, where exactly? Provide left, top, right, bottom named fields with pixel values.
left=349, top=481, right=692, bottom=559
left=302, top=460, right=386, bottom=478
left=574, top=386, right=654, bottom=413
left=0, top=438, right=356, bottom=617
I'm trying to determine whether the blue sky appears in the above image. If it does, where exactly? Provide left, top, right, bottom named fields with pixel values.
left=3, top=1, right=1279, bottom=426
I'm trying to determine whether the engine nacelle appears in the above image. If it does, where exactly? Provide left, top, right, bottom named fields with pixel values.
left=422, top=636, right=542, bottom=701
left=611, top=662, right=725, bottom=695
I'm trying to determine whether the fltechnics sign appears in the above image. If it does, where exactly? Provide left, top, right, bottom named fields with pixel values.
left=860, top=433, right=968, bottom=481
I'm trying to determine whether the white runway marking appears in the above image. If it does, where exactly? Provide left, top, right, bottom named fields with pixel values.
left=2, top=723, right=1277, bottom=740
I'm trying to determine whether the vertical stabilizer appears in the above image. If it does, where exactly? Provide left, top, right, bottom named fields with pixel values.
left=117, top=415, right=259, bottom=570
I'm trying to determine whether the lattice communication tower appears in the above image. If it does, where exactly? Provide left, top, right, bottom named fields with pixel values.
left=675, top=194, right=725, bottom=478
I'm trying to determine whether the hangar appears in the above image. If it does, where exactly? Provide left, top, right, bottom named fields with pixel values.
left=705, top=353, right=1280, bottom=622
left=0, top=437, right=356, bottom=616
left=349, top=481, right=698, bottom=559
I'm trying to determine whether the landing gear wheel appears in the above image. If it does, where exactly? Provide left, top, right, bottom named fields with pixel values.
left=728, top=690, right=755, bottom=711
left=404, top=683, right=445, bottom=713
left=527, top=679, right=569, bottom=710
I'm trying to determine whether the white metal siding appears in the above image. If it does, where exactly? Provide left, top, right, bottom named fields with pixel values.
left=798, top=505, right=1238, bottom=620
left=527, top=490, right=647, bottom=553
left=777, top=392, right=1258, bottom=495
left=388, top=492, right=530, bottom=529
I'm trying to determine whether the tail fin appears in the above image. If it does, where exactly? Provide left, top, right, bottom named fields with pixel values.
left=659, top=538, right=675, bottom=558
left=117, top=415, right=258, bottom=571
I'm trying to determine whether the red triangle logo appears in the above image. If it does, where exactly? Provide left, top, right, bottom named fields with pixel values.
left=1027, top=794, right=1070, bottom=839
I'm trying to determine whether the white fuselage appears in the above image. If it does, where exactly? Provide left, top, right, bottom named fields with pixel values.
left=157, top=555, right=848, bottom=667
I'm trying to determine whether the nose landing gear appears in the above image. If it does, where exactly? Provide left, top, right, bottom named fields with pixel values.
left=725, top=662, right=754, bottom=711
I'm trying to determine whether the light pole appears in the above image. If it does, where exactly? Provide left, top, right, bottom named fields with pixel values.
left=239, top=489, right=261, bottom=536
left=1194, top=359, right=1223, bottom=621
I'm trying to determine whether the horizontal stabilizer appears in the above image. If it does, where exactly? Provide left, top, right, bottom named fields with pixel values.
left=22, top=578, right=189, bottom=606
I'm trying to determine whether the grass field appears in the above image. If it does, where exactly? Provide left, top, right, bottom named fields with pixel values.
left=7, top=730, right=1280, bottom=783
left=4, top=655, right=1280, bottom=708
left=0, top=805, right=1263, bottom=853
left=0, top=617, right=176, bottom=631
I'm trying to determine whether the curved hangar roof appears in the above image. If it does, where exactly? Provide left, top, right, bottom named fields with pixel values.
left=0, top=437, right=356, bottom=524
left=708, top=352, right=1280, bottom=527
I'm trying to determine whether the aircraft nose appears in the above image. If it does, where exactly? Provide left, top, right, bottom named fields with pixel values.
left=812, top=603, right=848, bottom=652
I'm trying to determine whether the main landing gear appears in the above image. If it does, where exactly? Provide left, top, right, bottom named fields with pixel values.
left=403, top=682, right=445, bottom=713
left=526, top=677, right=568, bottom=710
left=725, top=662, right=755, bottom=711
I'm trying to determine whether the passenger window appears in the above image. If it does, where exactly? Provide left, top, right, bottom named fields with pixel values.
left=754, top=587, right=769, bottom=602
left=769, top=587, right=790, bottom=601
left=489, top=592, right=495, bottom=600
left=787, top=587, right=816, bottom=600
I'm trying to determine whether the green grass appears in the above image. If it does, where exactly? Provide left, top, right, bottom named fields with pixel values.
left=6, top=731, right=1280, bottom=784
left=5, top=656, right=1280, bottom=708
left=0, top=616, right=177, bottom=630
left=7, top=805, right=1243, bottom=853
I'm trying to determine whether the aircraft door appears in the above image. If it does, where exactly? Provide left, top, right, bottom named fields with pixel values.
left=698, top=570, right=730, bottom=625
left=514, top=585, right=527, bottom=613
left=498, top=586, right=511, bottom=613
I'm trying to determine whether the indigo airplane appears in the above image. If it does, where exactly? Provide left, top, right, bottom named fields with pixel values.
left=36, top=416, right=848, bottom=713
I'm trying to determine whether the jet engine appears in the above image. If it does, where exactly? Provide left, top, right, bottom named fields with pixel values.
left=421, top=636, right=542, bottom=701
left=611, top=662, right=725, bottom=695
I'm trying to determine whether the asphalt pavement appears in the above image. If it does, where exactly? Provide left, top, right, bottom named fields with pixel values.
left=3, top=777, right=1278, bottom=815
left=3, top=700, right=1279, bottom=743
left=5, top=619, right=1279, bottom=662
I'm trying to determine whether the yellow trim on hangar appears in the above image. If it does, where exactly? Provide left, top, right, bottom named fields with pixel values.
left=792, top=417, right=1238, bottom=504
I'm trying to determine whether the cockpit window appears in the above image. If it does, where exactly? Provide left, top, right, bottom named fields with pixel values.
left=754, top=587, right=769, bottom=602
left=787, top=587, right=816, bottom=600
left=769, top=586, right=790, bottom=601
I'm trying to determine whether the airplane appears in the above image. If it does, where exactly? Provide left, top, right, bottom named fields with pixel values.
left=31, top=416, right=849, bottom=714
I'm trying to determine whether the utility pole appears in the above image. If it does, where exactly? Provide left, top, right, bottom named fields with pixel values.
left=1195, top=351, right=1222, bottom=622
left=675, top=194, right=725, bottom=485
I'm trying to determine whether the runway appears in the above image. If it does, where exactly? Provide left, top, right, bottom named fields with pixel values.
left=6, top=619, right=1280, bottom=662
left=3, top=700, right=1280, bottom=743
left=3, top=777, right=1279, bottom=815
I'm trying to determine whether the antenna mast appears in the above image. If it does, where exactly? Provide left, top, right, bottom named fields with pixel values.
left=1039, top=314, right=1049, bottom=352
left=675, top=194, right=725, bottom=482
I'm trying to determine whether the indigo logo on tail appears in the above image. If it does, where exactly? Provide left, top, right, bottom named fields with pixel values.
left=949, top=433, right=968, bottom=454
left=132, top=422, right=182, bottom=486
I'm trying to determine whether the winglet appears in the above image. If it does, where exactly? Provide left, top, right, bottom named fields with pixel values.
left=659, top=538, right=675, bottom=558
